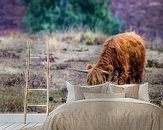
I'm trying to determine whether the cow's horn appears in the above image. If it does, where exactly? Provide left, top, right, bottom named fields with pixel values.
left=69, top=69, right=89, bottom=73
left=70, top=68, right=109, bottom=75
left=101, top=70, right=109, bottom=75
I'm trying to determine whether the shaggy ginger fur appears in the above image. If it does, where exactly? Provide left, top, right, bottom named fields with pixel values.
left=86, top=32, right=146, bottom=85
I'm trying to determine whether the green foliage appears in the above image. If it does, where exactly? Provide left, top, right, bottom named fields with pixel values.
left=22, top=0, right=122, bottom=34
left=147, top=60, right=163, bottom=68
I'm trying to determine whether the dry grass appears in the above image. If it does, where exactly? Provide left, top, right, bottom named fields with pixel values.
left=147, top=38, right=163, bottom=52
left=0, top=30, right=108, bottom=55
left=0, top=87, right=24, bottom=112
left=37, top=30, right=107, bottom=51
left=0, top=64, right=21, bottom=74
left=0, top=30, right=163, bottom=52
left=0, top=86, right=65, bottom=113
left=0, top=32, right=30, bottom=51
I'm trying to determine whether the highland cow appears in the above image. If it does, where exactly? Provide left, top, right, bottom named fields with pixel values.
left=75, top=32, right=146, bottom=85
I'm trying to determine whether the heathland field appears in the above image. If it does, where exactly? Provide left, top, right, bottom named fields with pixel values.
left=0, top=31, right=163, bottom=113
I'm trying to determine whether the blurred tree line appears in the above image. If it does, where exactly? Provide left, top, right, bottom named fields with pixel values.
left=22, top=0, right=122, bottom=34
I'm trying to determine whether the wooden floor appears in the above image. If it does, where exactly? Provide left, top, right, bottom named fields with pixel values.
left=0, top=122, right=43, bottom=130
left=0, top=113, right=46, bottom=130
